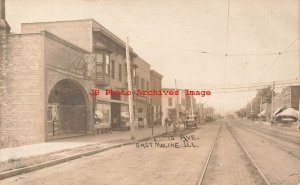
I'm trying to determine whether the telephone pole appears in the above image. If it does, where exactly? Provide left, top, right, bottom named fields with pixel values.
left=190, top=96, right=194, bottom=115
left=259, top=96, right=262, bottom=124
left=271, top=81, right=275, bottom=124
left=174, top=79, right=179, bottom=131
left=250, top=101, right=253, bottom=122
left=126, top=36, right=135, bottom=140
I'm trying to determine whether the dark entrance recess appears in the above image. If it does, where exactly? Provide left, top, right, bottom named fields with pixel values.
left=111, top=94, right=121, bottom=130
left=47, top=79, right=88, bottom=139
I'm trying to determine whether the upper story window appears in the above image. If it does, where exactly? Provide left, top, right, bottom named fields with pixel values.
left=141, top=78, right=145, bottom=90
left=105, top=54, right=110, bottom=75
left=96, top=53, right=110, bottom=77
left=119, top=64, right=122, bottom=82
left=111, top=60, right=115, bottom=79
left=136, top=76, right=139, bottom=89
left=146, top=81, right=149, bottom=90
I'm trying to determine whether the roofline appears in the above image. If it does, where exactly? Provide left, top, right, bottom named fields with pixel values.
left=21, top=18, right=95, bottom=26
left=22, top=18, right=138, bottom=56
left=150, top=69, right=163, bottom=78
left=91, top=19, right=138, bottom=56
left=42, top=31, right=90, bottom=54
left=134, top=56, right=151, bottom=67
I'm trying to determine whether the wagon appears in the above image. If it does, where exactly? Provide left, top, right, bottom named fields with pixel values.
left=183, top=115, right=198, bottom=129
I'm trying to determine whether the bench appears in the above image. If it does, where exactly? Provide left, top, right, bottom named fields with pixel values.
left=94, top=125, right=112, bottom=134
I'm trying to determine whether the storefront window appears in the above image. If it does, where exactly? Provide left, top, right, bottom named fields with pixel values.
left=95, top=103, right=110, bottom=126
left=121, top=105, right=130, bottom=126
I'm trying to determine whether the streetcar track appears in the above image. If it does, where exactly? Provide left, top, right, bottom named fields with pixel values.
left=236, top=123, right=300, bottom=146
left=197, top=121, right=271, bottom=185
left=196, top=124, right=222, bottom=185
left=233, top=123, right=300, bottom=159
left=226, top=123, right=271, bottom=185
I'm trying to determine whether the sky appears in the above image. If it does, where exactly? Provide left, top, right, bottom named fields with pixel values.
left=6, top=0, right=299, bottom=114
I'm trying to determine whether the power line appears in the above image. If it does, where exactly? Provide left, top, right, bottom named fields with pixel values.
left=258, top=37, right=299, bottom=81
left=134, top=39, right=299, bottom=58
left=225, top=0, right=230, bottom=55
left=211, top=84, right=299, bottom=93
left=175, top=78, right=299, bottom=89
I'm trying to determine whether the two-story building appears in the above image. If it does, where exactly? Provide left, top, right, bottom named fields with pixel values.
left=133, top=57, right=151, bottom=128
left=161, top=89, right=186, bottom=126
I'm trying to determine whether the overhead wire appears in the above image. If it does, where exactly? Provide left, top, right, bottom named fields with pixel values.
left=258, top=36, right=299, bottom=81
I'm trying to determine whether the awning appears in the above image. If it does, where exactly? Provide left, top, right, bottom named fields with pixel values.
left=258, top=110, right=266, bottom=117
left=272, top=107, right=286, bottom=116
left=276, top=108, right=299, bottom=118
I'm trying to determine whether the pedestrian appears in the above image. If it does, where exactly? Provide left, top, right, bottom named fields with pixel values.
left=52, top=106, right=58, bottom=136
left=165, top=116, right=171, bottom=126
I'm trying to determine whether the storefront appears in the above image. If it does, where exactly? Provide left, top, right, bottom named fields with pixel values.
left=135, top=96, right=150, bottom=128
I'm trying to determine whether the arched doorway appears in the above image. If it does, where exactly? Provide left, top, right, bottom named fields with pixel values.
left=47, top=79, right=88, bottom=139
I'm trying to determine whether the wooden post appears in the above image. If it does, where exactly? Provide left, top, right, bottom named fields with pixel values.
left=126, top=37, right=135, bottom=140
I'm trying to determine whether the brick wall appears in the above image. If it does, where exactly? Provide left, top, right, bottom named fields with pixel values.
left=0, top=33, right=45, bottom=147
left=22, top=20, right=93, bottom=52
left=44, top=32, right=94, bottom=136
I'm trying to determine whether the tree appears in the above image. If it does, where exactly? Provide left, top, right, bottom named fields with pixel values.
left=236, top=86, right=274, bottom=118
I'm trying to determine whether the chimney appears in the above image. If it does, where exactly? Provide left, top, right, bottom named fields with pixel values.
left=0, top=0, right=10, bottom=33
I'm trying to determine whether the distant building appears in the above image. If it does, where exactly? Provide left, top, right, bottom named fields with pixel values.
left=161, top=89, right=186, bottom=126
left=282, top=86, right=300, bottom=110
left=273, top=86, right=300, bottom=112
left=133, top=57, right=150, bottom=128
left=185, top=95, right=196, bottom=115
left=204, top=107, right=214, bottom=121
left=150, top=70, right=163, bottom=126
left=259, top=103, right=271, bottom=121
left=274, top=93, right=284, bottom=111
left=195, top=103, right=204, bottom=122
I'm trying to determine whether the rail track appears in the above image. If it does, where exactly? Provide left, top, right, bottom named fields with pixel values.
left=196, top=122, right=271, bottom=185
left=236, top=122, right=300, bottom=146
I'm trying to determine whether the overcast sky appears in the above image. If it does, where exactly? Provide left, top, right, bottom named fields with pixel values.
left=6, top=0, right=299, bottom=114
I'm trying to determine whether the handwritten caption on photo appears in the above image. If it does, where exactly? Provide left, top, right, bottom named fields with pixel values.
left=135, top=134, right=200, bottom=149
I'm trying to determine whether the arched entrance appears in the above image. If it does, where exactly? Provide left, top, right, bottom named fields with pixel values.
left=47, top=79, right=88, bottom=139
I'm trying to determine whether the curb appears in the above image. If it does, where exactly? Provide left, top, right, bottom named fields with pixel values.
left=0, top=131, right=173, bottom=180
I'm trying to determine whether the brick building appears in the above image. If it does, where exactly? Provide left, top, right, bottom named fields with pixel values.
left=21, top=19, right=140, bottom=131
left=273, top=86, right=300, bottom=112
left=0, top=0, right=165, bottom=147
left=0, top=10, right=96, bottom=146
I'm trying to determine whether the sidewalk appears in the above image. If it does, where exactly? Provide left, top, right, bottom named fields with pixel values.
left=0, top=126, right=170, bottom=162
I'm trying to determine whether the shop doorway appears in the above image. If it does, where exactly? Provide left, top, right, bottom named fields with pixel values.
left=47, top=79, right=88, bottom=139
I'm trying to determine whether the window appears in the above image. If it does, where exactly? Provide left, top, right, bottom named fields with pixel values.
left=141, top=78, right=145, bottom=90
left=146, top=81, right=149, bottom=90
left=168, top=98, right=172, bottom=107
left=105, top=54, right=110, bottom=75
left=111, top=60, right=115, bottom=79
left=136, top=76, right=139, bottom=89
left=96, top=64, right=103, bottom=77
left=96, top=54, right=103, bottom=76
left=119, top=64, right=122, bottom=82
left=138, top=108, right=143, bottom=113
left=124, top=64, right=127, bottom=78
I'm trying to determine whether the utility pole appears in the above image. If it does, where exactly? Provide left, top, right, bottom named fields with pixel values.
left=150, top=98, right=154, bottom=136
left=190, top=96, right=194, bottom=115
left=174, top=79, right=179, bottom=131
left=298, top=99, right=300, bottom=130
left=271, top=81, right=275, bottom=125
left=259, top=96, right=262, bottom=124
left=126, top=36, right=135, bottom=140
left=250, top=101, right=253, bottom=122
